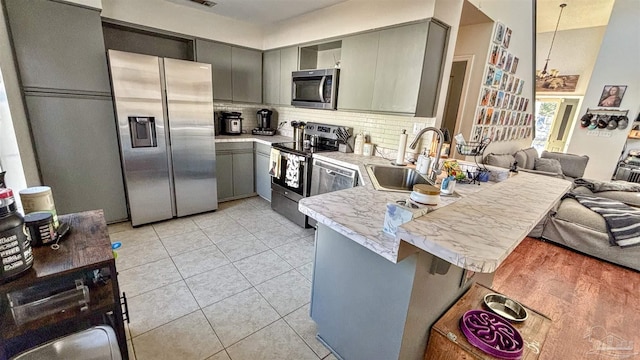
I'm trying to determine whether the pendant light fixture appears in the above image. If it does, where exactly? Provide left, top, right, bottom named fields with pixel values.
left=536, top=3, right=567, bottom=81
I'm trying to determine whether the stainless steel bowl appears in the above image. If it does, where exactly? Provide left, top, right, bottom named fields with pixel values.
left=483, top=293, right=528, bottom=322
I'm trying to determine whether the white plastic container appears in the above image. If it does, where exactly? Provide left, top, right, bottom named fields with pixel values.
left=354, top=133, right=365, bottom=155
left=410, top=184, right=440, bottom=206
left=416, top=155, right=431, bottom=175
left=19, top=186, right=59, bottom=228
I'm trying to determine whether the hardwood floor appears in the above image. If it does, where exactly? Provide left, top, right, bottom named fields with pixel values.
left=492, top=237, right=640, bottom=360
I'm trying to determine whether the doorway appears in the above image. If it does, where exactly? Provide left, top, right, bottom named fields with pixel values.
left=532, top=98, right=579, bottom=154
left=443, top=58, right=472, bottom=158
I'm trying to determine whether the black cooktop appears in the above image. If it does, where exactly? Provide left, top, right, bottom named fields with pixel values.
left=272, top=142, right=337, bottom=157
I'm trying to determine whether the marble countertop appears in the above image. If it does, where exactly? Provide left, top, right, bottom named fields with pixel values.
left=215, top=134, right=291, bottom=145
left=299, top=153, right=572, bottom=272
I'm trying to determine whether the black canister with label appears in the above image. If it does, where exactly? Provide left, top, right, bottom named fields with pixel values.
left=0, top=188, right=33, bottom=283
left=24, top=212, right=56, bottom=246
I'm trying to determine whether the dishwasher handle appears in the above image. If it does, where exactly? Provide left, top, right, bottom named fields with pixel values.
left=312, top=159, right=357, bottom=180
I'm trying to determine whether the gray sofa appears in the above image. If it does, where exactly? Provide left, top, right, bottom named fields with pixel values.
left=485, top=148, right=589, bottom=181
left=539, top=185, right=640, bottom=271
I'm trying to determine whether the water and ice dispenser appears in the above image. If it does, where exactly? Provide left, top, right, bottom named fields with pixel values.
left=128, top=116, right=157, bottom=148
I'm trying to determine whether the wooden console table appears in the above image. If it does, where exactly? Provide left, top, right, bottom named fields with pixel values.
left=425, top=283, right=551, bottom=359
left=0, top=210, right=128, bottom=360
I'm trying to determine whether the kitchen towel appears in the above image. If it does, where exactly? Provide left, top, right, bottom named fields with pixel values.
left=285, top=153, right=302, bottom=188
left=269, top=148, right=281, bottom=179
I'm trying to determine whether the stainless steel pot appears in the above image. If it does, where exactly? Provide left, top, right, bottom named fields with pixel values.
left=291, top=121, right=306, bottom=143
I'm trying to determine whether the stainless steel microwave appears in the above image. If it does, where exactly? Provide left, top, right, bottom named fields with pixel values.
left=291, top=69, right=339, bottom=110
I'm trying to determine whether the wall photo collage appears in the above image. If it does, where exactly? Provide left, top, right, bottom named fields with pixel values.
left=471, top=22, right=532, bottom=143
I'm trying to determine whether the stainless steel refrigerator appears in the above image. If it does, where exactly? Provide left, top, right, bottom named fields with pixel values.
left=108, top=50, right=217, bottom=226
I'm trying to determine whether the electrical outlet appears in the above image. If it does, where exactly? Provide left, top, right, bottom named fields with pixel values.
left=413, top=123, right=426, bottom=135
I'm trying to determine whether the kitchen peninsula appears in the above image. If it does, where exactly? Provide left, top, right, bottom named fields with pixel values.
left=299, top=153, right=571, bottom=360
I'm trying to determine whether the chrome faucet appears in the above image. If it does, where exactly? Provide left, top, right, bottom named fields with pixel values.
left=409, top=127, right=444, bottom=183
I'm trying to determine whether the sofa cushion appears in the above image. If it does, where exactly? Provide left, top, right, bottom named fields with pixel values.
left=514, top=147, right=538, bottom=170
left=484, top=153, right=515, bottom=169
left=596, top=191, right=640, bottom=207
left=534, top=158, right=562, bottom=174
left=541, top=151, right=589, bottom=178
left=555, top=198, right=607, bottom=233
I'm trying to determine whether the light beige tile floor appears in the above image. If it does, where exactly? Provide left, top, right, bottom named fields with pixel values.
left=108, top=196, right=334, bottom=360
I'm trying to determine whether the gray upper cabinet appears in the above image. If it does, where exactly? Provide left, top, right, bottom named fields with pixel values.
left=232, top=47, right=262, bottom=103
left=415, top=20, right=450, bottom=118
left=263, top=50, right=281, bottom=105
left=279, top=46, right=298, bottom=106
left=196, top=40, right=233, bottom=101
left=5, top=0, right=111, bottom=93
left=336, top=20, right=449, bottom=116
left=337, top=32, right=380, bottom=112
left=262, top=46, right=299, bottom=106
left=372, top=23, right=428, bottom=114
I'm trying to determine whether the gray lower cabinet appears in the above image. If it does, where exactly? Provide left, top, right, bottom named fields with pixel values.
left=24, top=94, right=128, bottom=222
left=254, top=143, right=271, bottom=201
left=215, top=142, right=255, bottom=202
left=262, top=46, right=298, bottom=106
left=5, top=0, right=111, bottom=94
left=336, top=20, right=449, bottom=116
left=196, top=40, right=262, bottom=103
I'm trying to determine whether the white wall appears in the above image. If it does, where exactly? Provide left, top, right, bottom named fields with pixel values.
left=100, top=0, right=264, bottom=48
left=453, top=22, right=493, bottom=155
left=0, top=3, right=39, bottom=187
left=536, top=27, right=607, bottom=96
left=456, top=0, right=534, bottom=156
left=263, top=0, right=436, bottom=49
left=566, top=0, right=640, bottom=181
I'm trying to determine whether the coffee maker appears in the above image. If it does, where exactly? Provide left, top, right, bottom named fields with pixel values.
left=252, top=109, right=276, bottom=136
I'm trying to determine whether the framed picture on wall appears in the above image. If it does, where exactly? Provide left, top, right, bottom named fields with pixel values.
left=485, top=108, right=494, bottom=125
left=510, top=57, right=519, bottom=74
left=503, top=28, right=512, bottom=49
left=500, top=73, right=509, bottom=91
left=497, top=49, right=508, bottom=69
left=493, top=22, right=505, bottom=44
left=485, top=67, right=496, bottom=86
left=476, top=107, right=486, bottom=124
left=489, top=45, right=500, bottom=65
left=505, top=53, right=513, bottom=72
left=597, top=85, right=627, bottom=107
left=493, top=69, right=503, bottom=87
left=489, top=90, right=498, bottom=106
left=481, top=88, right=491, bottom=106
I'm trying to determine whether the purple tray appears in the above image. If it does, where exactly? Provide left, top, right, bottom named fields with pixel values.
left=459, top=310, right=524, bottom=359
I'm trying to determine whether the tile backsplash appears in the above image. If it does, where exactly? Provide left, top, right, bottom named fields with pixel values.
left=213, top=102, right=437, bottom=156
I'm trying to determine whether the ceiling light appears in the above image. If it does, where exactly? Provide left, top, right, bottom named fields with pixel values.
left=536, top=3, right=567, bottom=81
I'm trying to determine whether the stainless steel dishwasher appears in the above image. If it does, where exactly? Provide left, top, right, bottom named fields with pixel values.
left=309, top=159, right=358, bottom=196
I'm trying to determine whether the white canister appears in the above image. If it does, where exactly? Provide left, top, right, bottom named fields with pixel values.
left=19, top=186, right=59, bottom=228
left=416, top=155, right=431, bottom=175
left=410, top=184, right=440, bottom=206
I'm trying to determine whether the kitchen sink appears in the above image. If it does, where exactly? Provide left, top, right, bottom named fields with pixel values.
left=365, top=164, right=434, bottom=192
